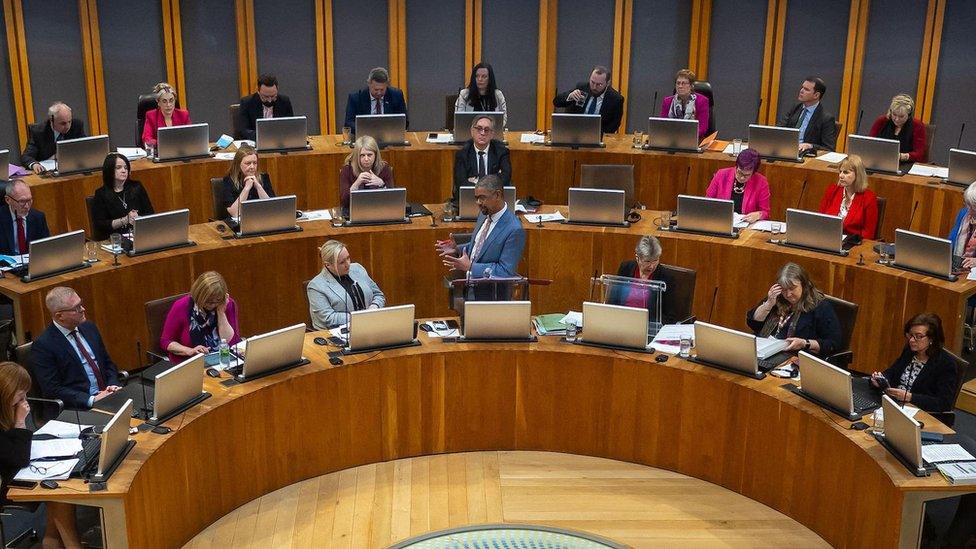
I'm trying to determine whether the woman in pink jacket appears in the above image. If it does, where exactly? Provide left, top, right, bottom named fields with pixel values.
left=705, top=148, right=770, bottom=223
left=142, top=82, right=191, bottom=147
left=659, top=68, right=710, bottom=139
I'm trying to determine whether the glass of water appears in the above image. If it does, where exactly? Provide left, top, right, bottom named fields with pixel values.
left=879, top=244, right=891, bottom=265
left=870, top=409, right=884, bottom=434
left=341, top=126, right=352, bottom=145
left=442, top=200, right=454, bottom=222
left=330, top=207, right=345, bottom=228
left=564, top=319, right=578, bottom=343
left=85, top=241, right=99, bottom=263
left=679, top=335, right=692, bottom=358
left=660, top=210, right=672, bottom=230
left=732, top=138, right=743, bottom=157
left=110, top=233, right=122, bottom=254
left=770, top=221, right=783, bottom=244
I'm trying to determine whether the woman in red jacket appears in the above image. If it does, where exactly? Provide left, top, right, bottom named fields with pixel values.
left=868, top=94, right=927, bottom=163
left=818, top=154, right=879, bottom=239
left=142, top=82, right=191, bottom=148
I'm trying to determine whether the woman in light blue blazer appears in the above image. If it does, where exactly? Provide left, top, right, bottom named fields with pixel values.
left=307, top=239, right=385, bottom=329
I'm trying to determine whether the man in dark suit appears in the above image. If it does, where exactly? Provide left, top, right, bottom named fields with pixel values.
left=777, top=76, right=838, bottom=153
left=452, top=115, right=511, bottom=204
left=21, top=102, right=86, bottom=174
left=31, top=287, right=122, bottom=410
left=343, top=67, right=408, bottom=133
left=552, top=65, right=624, bottom=134
left=235, top=74, right=295, bottom=140
left=0, top=179, right=49, bottom=256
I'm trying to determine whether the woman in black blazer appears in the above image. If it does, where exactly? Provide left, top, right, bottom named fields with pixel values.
left=91, top=153, right=155, bottom=238
left=871, top=313, right=958, bottom=412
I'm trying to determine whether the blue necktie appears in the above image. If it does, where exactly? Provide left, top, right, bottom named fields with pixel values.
left=585, top=96, right=597, bottom=115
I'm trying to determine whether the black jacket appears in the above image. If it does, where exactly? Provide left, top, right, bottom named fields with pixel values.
left=452, top=139, right=512, bottom=202
left=343, top=87, right=409, bottom=132
left=882, top=347, right=958, bottom=412
left=611, top=260, right=679, bottom=324
left=0, top=428, right=31, bottom=497
left=553, top=83, right=624, bottom=134
left=235, top=93, right=295, bottom=140
left=745, top=298, right=842, bottom=357
left=91, top=180, right=155, bottom=239
left=777, top=102, right=838, bottom=152
left=20, top=119, right=87, bottom=167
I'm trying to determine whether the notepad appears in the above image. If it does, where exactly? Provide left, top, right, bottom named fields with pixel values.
left=30, top=438, right=83, bottom=460
left=520, top=133, right=545, bottom=144
left=921, top=444, right=975, bottom=464
left=815, top=152, right=848, bottom=164
left=907, top=163, right=948, bottom=178
left=33, top=419, right=91, bottom=439
left=14, top=458, right=78, bottom=481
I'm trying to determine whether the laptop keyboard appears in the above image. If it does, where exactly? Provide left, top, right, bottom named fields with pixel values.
left=852, top=377, right=882, bottom=412
left=71, top=437, right=102, bottom=475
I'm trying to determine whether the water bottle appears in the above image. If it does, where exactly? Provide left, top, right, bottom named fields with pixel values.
left=218, top=339, right=230, bottom=370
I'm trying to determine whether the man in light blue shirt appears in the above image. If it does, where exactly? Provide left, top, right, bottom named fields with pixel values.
left=778, top=76, right=838, bottom=152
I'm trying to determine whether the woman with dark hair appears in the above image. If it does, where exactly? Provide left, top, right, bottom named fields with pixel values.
left=705, top=148, right=770, bottom=223
left=220, top=144, right=275, bottom=219
left=455, top=62, right=508, bottom=127
left=660, top=68, right=710, bottom=139
left=746, top=262, right=841, bottom=356
left=90, top=152, right=155, bottom=237
left=870, top=313, right=958, bottom=412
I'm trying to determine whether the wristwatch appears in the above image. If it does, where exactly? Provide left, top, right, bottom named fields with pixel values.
left=804, top=339, right=811, bottom=350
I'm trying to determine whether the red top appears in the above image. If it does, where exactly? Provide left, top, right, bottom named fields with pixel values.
left=339, top=163, right=395, bottom=208
left=818, top=185, right=879, bottom=240
left=868, top=115, right=928, bottom=163
left=142, top=108, right=192, bottom=146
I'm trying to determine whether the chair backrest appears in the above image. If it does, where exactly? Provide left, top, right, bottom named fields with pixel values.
left=924, top=122, right=936, bottom=163
left=875, top=196, right=887, bottom=237
left=144, top=293, right=188, bottom=359
left=210, top=177, right=225, bottom=221
left=86, top=195, right=109, bottom=242
left=824, top=294, right=858, bottom=352
left=15, top=342, right=39, bottom=397
left=693, top=81, right=715, bottom=134
left=230, top=103, right=242, bottom=139
left=302, top=279, right=313, bottom=329
left=945, top=348, right=970, bottom=409
left=136, top=93, right=157, bottom=147
left=445, top=93, right=460, bottom=131
left=657, top=263, right=697, bottom=324
left=451, top=232, right=473, bottom=247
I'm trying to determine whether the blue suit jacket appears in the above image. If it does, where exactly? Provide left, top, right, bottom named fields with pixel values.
left=344, top=87, right=408, bottom=132
left=460, top=206, right=525, bottom=278
left=949, top=207, right=968, bottom=251
left=0, top=208, right=49, bottom=256
left=31, top=321, right=120, bottom=410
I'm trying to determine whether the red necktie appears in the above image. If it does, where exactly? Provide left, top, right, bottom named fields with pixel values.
left=16, top=216, right=27, bottom=254
left=70, top=330, right=106, bottom=390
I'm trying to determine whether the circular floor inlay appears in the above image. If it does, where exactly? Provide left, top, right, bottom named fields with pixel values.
left=390, top=524, right=626, bottom=549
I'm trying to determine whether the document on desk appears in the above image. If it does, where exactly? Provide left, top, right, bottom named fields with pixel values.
left=117, top=147, right=147, bottom=161
left=733, top=213, right=750, bottom=229
left=750, top=220, right=785, bottom=233
left=298, top=209, right=332, bottom=222
left=30, top=438, right=83, bottom=460
left=874, top=405, right=919, bottom=422
left=721, top=142, right=748, bottom=155
left=0, top=253, right=27, bottom=271
left=214, top=152, right=236, bottom=161
left=921, top=444, right=976, bottom=464
left=814, top=152, right=848, bottom=164
left=908, top=163, right=948, bottom=178
left=651, top=324, right=695, bottom=355
left=14, top=458, right=78, bottom=481
left=756, top=337, right=789, bottom=359
left=520, top=133, right=545, bottom=144
left=968, top=269, right=976, bottom=281
left=426, top=133, right=454, bottom=144
left=559, top=311, right=583, bottom=327
left=935, top=461, right=976, bottom=485
left=524, top=211, right=565, bottom=223
left=39, top=159, right=57, bottom=172
left=33, top=419, right=92, bottom=439
left=232, top=140, right=255, bottom=149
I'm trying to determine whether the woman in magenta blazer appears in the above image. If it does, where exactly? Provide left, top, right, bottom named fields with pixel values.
left=160, top=271, right=241, bottom=364
left=705, top=148, right=770, bottom=223
left=659, top=68, right=710, bottom=139
left=142, top=82, right=191, bottom=147
left=818, top=154, right=879, bottom=239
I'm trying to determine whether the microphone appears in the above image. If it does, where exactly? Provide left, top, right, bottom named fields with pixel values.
left=706, top=286, right=718, bottom=322
left=957, top=123, right=966, bottom=149
left=755, top=97, right=763, bottom=123
left=136, top=341, right=150, bottom=421
left=794, top=178, right=808, bottom=209
left=908, top=200, right=919, bottom=230
left=682, top=166, right=692, bottom=197
left=652, top=91, right=659, bottom=113
left=854, top=109, right=864, bottom=135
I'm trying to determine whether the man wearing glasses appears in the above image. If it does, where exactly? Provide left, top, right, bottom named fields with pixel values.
left=31, top=287, right=122, bottom=410
left=451, top=115, right=512, bottom=205
left=0, top=179, right=49, bottom=257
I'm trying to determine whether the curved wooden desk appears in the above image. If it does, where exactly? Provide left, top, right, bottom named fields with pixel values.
left=8, top=333, right=968, bottom=549
left=20, top=133, right=967, bottom=243
left=0, top=211, right=972, bottom=373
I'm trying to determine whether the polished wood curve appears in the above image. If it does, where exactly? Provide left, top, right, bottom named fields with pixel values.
left=8, top=335, right=966, bottom=549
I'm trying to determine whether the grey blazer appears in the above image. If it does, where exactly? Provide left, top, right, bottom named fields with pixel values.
left=307, top=263, right=385, bottom=329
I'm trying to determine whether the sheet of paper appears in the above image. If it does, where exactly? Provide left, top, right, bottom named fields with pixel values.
left=30, top=438, right=82, bottom=460
left=559, top=311, right=583, bottom=327
left=33, top=419, right=91, bottom=439
left=423, top=325, right=459, bottom=338
left=922, top=444, right=976, bottom=464
left=721, top=142, right=747, bottom=155
left=214, top=152, right=236, bottom=161
left=425, top=133, right=454, bottom=144
left=908, top=163, right=948, bottom=178
left=328, top=323, right=349, bottom=340
left=117, top=147, right=147, bottom=161
left=524, top=211, right=565, bottom=223
left=874, top=405, right=919, bottom=422
left=14, top=458, right=78, bottom=481
left=750, top=220, right=785, bottom=233
left=733, top=213, right=750, bottom=229
left=651, top=324, right=695, bottom=354
left=232, top=140, right=255, bottom=149
left=298, top=209, right=332, bottom=222
left=815, top=152, right=848, bottom=163
left=39, top=159, right=57, bottom=172
left=520, top=133, right=545, bottom=144
left=756, top=336, right=789, bottom=359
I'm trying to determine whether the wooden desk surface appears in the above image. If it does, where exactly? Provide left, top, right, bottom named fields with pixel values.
left=7, top=332, right=968, bottom=549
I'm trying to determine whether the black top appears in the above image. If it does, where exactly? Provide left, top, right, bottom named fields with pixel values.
left=552, top=83, right=625, bottom=134
left=218, top=173, right=276, bottom=219
left=91, top=180, right=155, bottom=238
left=881, top=346, right=958, bottom=412
left=235, top=93, right=294, bottom=140
left=745, top=298, right=842, bottom=357
left=731, top=187, right=744, bottom=215
left=611, top=260, right=679, bottom=325
left=875, top=118, right=916, bottom=154
left=337, top=274, right=367, bottom=311
left=1, top=427, right=32, bottom=497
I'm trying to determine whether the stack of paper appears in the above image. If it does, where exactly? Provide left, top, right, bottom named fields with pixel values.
left=425, top=133, right=454, bottom=144
left=908, top=164, right=949, bottom=178
left=14, top=458, right=78, bottom=481
left=532, top=314, right=568, bottom=335
left=30, top=438, right=83, bottom=460
left=733, top=213, right=750, bottom=229
left=524, top=212, right=565, bottom=224
left=751, top=220, right=785, bottom=233
left=936, top=461, right=976, bottom=485
left=117, top=147, right=148, bottom=161
left=815, top=152, right=848, bottom=164
left=298, top=209, right=332, bottom=222
left=651, top=324, right=695, bottom=355
left=921, top=444, right=975, bottom=464
left=520, top=133, right=545, bottom=144
left=34, top=420, right=92, bottom=438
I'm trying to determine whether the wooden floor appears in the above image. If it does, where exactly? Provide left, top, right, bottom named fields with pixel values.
left=184, top=451, right=829, bottom=548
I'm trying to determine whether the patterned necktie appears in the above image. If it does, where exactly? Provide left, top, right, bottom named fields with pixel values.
left=69, top=330, right=106, bottom=390
left=373, top=98, right=381, bottom=114
left=470, top=216, right=493, bottom=262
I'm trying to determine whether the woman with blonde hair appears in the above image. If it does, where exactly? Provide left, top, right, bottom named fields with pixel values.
left=219, top=144, right=275, bottom=219
left=817, top=154, right=879, bottom=239
left=141, top=82, right=191, bottom=148
left=307, top=240, right=385, bottom=329
left=160, top=271, right=241, bottom=363
left=868, top=93, right=928, bottom=163
left=339, top=135, right=395, bottom=209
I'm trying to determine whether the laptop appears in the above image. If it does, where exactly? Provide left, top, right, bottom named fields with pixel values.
left=347, top=188, right=408, bottom=225
left=453, top=111, right=505, bottom=143
left=876, top=394, right=929, bottom=476
left=565, top=188, right=627, bottom=226
left=645, top=117, right=701, bottom=153
left=237, top=195, right=300, bottom=237
left=461, top=301, right=534, bottom=341
left=457, top=185, right=515, bottom=221
left=355, top=114, right=408, bottom=146
left=345, top=304, right=417, bottom=354
left=892, top=228, right=957, bottom=281
left=148, top=353, right=211, bottom=425
left=691, top=321, right=789, bottom=380
left=126, top=209, right=194, bottom=256
left=229, top=323, right=308, bottom=383
left=154, top=123, right=211, bottom=162
left=946, top=148, right=976, bottom=187
left=91, top=399, right=135, bottom=482
left=578, top=301, right=650, bottom=352
left=55, top=135, right=109, bottom=176
left=550, top=113, right=603, bottom=147
left=748, top=124, right=802, bottom=162
left=23, top=230, right=90, bottom=282
left=795, top=350, right=881, bottom=420
left=255, top=116, right=310, bottom=152
left=783, top=208, right=847, bottom=256
left=847, top=134, right=901, bottom=175
left=580, top=164, right=635, bottom=208
left=674, top=195, right=736, bottom=238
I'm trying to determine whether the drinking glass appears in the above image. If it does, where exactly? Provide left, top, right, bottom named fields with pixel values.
left=732, top=138, right=743, bottom=157
left=870, top=409, right=885, bottom=435
left=880, top=246, right=891, bottom=265
left=442, top=201, right=455, bottom=222
left=85, top=241, right=99, bottom=263
left=110, top=233, right=122, bottom=254
left=770, top=222, right=783, bottom=244
left=564, top=319, right=578, bottom=343
left=330, top=207, right=345, bottom=228
left=678, top=336, right=692, bottom=358
left=660, top=210, right=672, bottom=230
left=341, top=126, right=353, bottom=145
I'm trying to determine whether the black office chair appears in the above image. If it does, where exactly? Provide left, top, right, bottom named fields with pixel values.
left=302, top=280, right=313, bottom=331
left=210, top=177, right=225, bottom=222
left=823, top=295, right=858, bottom=370
left=657, top=264, right=697, bottom=324
left=875, top=196, right=887, bottom=238
left=135, top=93, right=157, bottom=147
left=580, top=164, right=636, bottom=209
left=445, top=93, right=460, bottom=131
left=85, top=196, right=110, bottom=242
left=144, top=293, right=188, bottom=362
left=931, top=350, right=969, bottom=428
left=229, top=104, right=242, bottom=139
left=13, top=342, right=39, bottom=398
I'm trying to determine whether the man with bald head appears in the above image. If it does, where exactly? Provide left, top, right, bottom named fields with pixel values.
left=21, top=101, right=87, bottom=174
left=0, top=179, right=49, bottom=256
